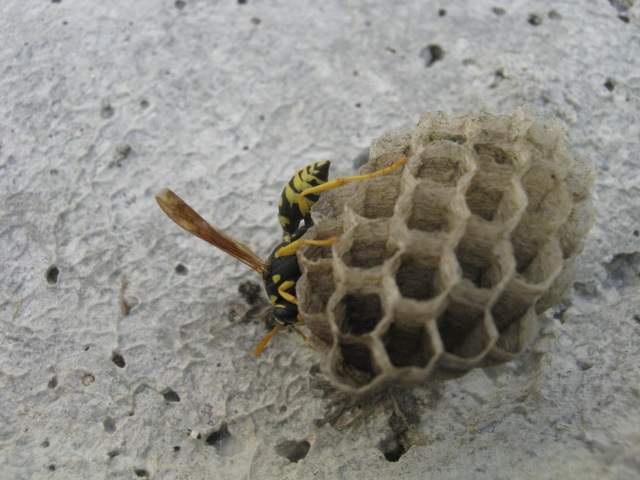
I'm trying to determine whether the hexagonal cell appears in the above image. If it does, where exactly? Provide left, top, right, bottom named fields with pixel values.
left=383, top=322, right=434, bottom=368
left=332, top=340, right=378, bottom=389
left=333, top=292, right=384, bottom=335
left=454, top=231, right=511, bottom=290
left=464, top=171, right=510, bottom=222
left=490, top=278, right=540, bottom=331
left=406, top=182, right=455, bottom=233
left=300, top=241, right=335, bottom=262
left=341, top=222, right=396, bottom=269
left=472, top=143, right=520, bottom=170
left=436, top=303, right=494, bottom=359
left=410, top=141, right=474, bottom=185
left=512, top=207, right=567, bottom=275
left=299, top=261, right=335, bottom=315
left=493, top=307, right=538, bottom=356
left=395, top=254, right=439, bottom=301
left=349, top=176, right=402, bottom=220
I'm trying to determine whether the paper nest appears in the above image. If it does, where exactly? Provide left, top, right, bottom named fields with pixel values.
left=296, top=106, right=595, bottom=393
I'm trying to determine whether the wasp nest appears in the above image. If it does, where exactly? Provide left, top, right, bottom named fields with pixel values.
left=297, top=106, right=595, bottom=393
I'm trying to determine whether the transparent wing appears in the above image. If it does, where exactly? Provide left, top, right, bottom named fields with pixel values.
left=156, top=188, right=267, bottom=276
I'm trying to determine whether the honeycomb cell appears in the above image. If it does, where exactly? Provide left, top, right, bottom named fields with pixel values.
left=394, top=254, right=439, bottom=301
left=473, top=143, right=518, bottom=169
left=340, top=222, right=396, bottom=269
left=349, top=176, right=401, bottom=220
left=383, top=322, right=432, bottom=368
left=334, top=292, right=384, bottom=335
left=332, top=340, right=378, bottom=388
left=299, top=261, right=335, bottom=315
left=436, top=304, right=495, bottom=360
left=406, top=183, right=455, bottom=233
left=410, top=141, right=474, bottom=185
left=454, top=230, right=512, bottom=290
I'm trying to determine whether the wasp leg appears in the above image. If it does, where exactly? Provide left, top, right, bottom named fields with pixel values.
left=292, top=323, right=317, bottom=351
left=277, top=280, right=298, bottom=305
left=252, top=318, right=316, bottom=355
left=253, top=324, right=285, bottom=355
left=298, top=156, right=408, bottom=216
left=275, top=236, right=339, bottom=258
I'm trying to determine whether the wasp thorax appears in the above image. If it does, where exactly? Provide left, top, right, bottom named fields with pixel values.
left=296, top=106, right=595, bottom=393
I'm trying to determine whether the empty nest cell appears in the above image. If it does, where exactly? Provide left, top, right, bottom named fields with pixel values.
left=298, top=261, right=335, bottom=315
left=454, top=230, right=512, bottom=290
left=383, top=322, right=434, bottom=368
left=406, top=182, right=456, bottom=233
left=436, top=303, right=495, bottom=359
left=348, top=175, right=402, bottom=220
left=333, top=292, right=385, bottom=335
left=339, top=221, right=396, bottom=269
left=394, top=253, right=440, bottom=301
left=333, top=340, right=378, bottom=388
left=409, top=141, right=474, bottom=185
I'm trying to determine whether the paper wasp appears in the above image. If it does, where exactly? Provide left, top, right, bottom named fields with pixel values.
left=156, top=156, right=407, bottom=354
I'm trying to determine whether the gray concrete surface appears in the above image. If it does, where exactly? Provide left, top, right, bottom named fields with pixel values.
left=1, top=1, right=639, bottom=479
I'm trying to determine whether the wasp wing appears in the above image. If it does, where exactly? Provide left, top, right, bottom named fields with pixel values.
left=156, top=188, right=267, bottom=276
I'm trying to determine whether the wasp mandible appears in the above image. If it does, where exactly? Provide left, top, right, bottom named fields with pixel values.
left=157, top=156, right=407, bottom=354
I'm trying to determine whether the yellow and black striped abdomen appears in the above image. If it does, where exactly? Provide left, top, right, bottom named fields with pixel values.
left=278, top=161, right=330, bottom=238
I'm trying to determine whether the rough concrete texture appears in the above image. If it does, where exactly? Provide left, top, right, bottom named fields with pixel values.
left=0, top=1, right=638, bottom=479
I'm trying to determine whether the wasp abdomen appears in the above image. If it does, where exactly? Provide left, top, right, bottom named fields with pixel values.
left=278, top=161, right=330, bottom=238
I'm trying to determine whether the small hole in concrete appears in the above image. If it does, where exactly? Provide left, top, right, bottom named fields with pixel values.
left=173, top=446, right=181, bottom=451
left=163, top=389, right=181, bottom=403
left=275, top=439, right=311, bottom=463
left=528, top=13, right=542, bottom=25
left=42, top=439, right=50, bottom=448
left=48, top=465, right=56, bottom=471
left=103, top=417, right=116, bottom=433
left=604, top=79, right=615, bottom=91
left=101, top=104, right=114, bottom=119
left=205, top=423, right=238, bottom=456
left=140, top=99, right=150, bottom=109
left=46, top=266, right=59, bottom=285
left=175, top=263, right=188, bottom=275
left=380, top=437, right=407, bottom=462
left=492, top=6, right=506, bottom=16
left=111, top=352, right=126, bottom=368
left=175, top=0, right=186, bottom=9
left=419, top=44, right=444, bottom=67
left=48, top=377, right=58, bottom=389
left=438, top=8, right=446, bottom=16
left=134, top=468, right=149, bottom=477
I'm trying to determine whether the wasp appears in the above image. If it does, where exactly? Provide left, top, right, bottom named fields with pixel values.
left=156, top=156, right=407, bottom=354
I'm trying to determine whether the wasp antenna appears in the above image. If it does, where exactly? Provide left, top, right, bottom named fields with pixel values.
left=252, top=324, right=286, bottom=355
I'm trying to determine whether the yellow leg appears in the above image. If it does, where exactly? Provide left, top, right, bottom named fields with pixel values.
left=276, top=236, right=339, bottom=258
left=292, top=325, right=317, bottom=351
left=298, top=156, right=408, bottom=216
left=278, top=280, right=298, bottom=305
left=253, top=324, right=285, bottom=355
left=252, top=318, right=316, bottom=355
